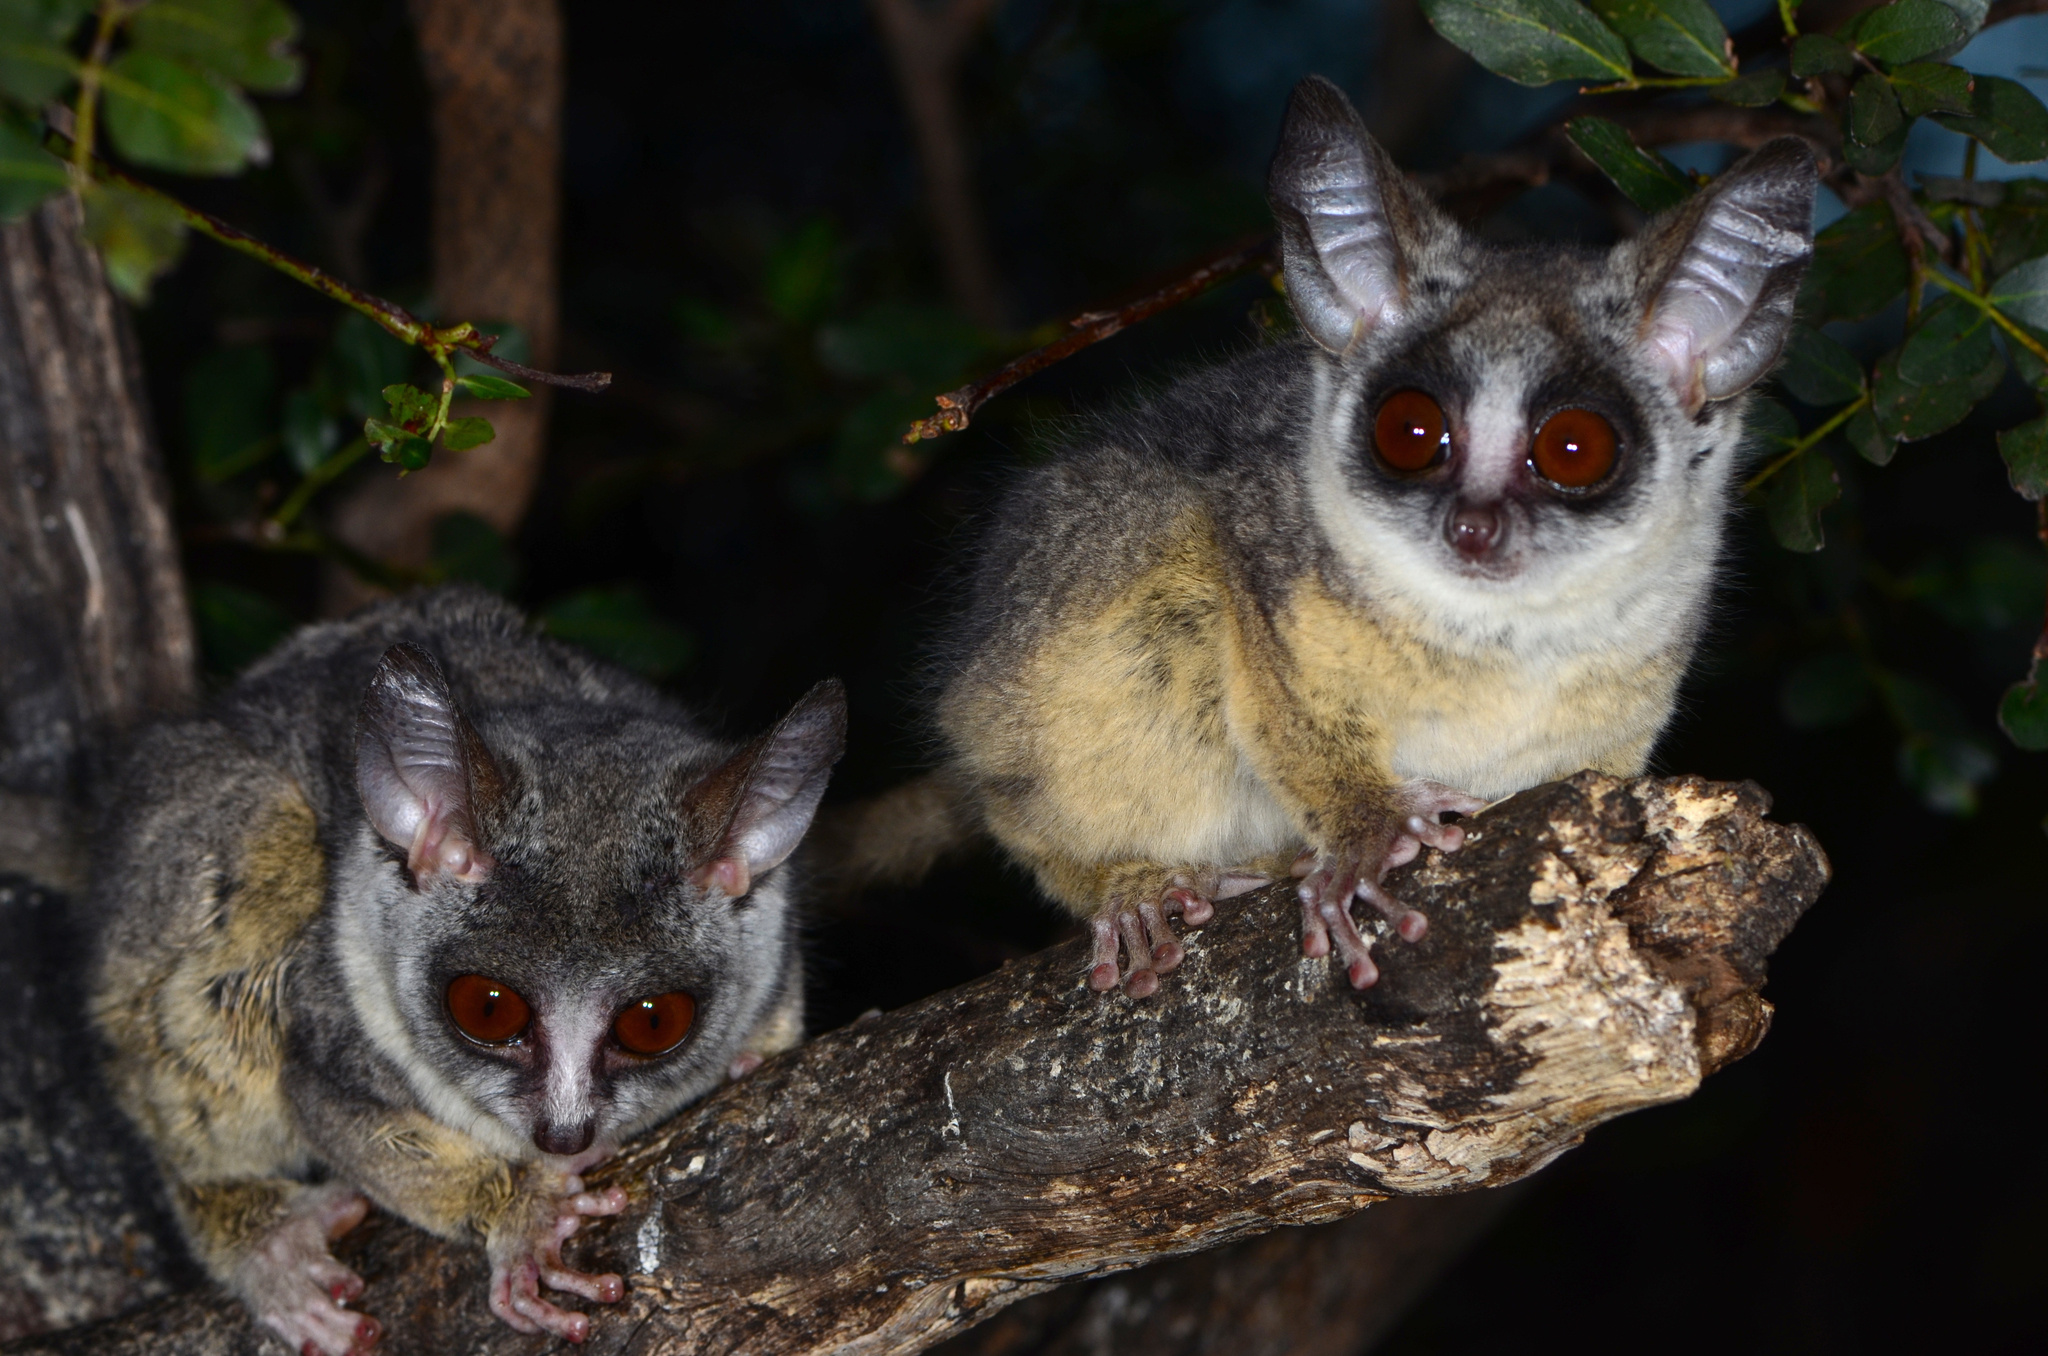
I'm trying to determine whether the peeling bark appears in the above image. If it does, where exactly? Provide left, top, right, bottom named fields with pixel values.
left=7, top=772, right=1824, bottom=1356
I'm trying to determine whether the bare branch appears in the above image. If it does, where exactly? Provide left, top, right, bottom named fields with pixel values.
left=905, top=236, right=1273, bottom=442
left=12, top=773, right=1825, bottom=1356
left=1987, top=0, right=2048, bottom=25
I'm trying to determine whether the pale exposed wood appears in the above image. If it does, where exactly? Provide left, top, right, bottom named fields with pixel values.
left=7, top=772, right=1825, bottom=1356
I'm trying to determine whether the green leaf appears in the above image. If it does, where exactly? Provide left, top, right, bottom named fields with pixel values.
left=539, top=586, right=695, bottom=681
left=1908, top=537, right=2048, bottom=631
left=1999, top=659, right=2048, bottom=751
left=1889, top=62, right=1972, bottom=117
left=1897, top=294, right=1997, bottom=383
left=1777, top=325, right=1864, bottom=406
left=1790, top=33, right=1854, bottom=76
left=817, top=302, right=992, bottom=385
left=1843, top=123, right=1908, bottom=176
left=763, top=217, right=840, bottom=325
left=364, top=417, right=430, bottom=470
left=1800, top=203, right=1910, bottom=322
left=1932, top=75, right=2048, bottom=164
left=1982, top=178, right=2048, bottom=274
left=185, top=344, right=275, bottom=482
left=78, top=179, right=187, bottom=301
left=440, top=416, right=495, bottom=451
left=1763, top=447, right=1841, bottom=552
left=1871, top=334, right=2005, bottom=441
left=1849, top=71, right=1906, bottom=145
left=326, top=312, right=411, bottom=418
left=1565, top=116, right=1694, bottom=212
left=280, top=386, right=338, bottom=474
left=454, top=373, right=530, bottom=400
left=0, top=0, right=92, bottom=104
left=380, top=382, right=436, bottom=432
left=1886, top=672, right=1997, bottom=814
left=1711, top=68, right=1785, bottom=106
left=1999, top=417, right=2048, bottom=499
left=1989, top=254, right=2048, bottom=328
left=102, top=49, right=267, bottom=175
left=190, top=581, right=293, bottom=677
left=1844, top=0, right=1965, bottom=64
left=0, top=113, right=65, bottom=222
left=430, top=512, right=515, bottom=594
left=1420, top=0, right=1632, bottom=86
left=127, top=0, right=302, bottom=94
left=1741, top=394, right=1800, bottom=458
left=1583, top=0, right=1730, bottom=77
left=1845, top=404, right=1895, bottom=465
left=1781, top=652, right=1872, bottom=728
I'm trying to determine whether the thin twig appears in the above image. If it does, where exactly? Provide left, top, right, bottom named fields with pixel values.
left=1987, top=0, right=2048, bottom=24
left=903, top=236, right=1274, bottom=443
left=46, top=131, right=612, bottom=394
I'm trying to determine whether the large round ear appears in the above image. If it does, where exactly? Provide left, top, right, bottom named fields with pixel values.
left=680, top=679, right=849, bottom=900
left=1267, top=74, right=1448, bottom=355
left=356, top=642, right=502, bottom=885
left=1633, top=137, right=1817, bottom=414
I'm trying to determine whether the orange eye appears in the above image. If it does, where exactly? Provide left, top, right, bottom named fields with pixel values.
left=1372, top=390, right=1448, bottom=472
left=613, top=991, right=696, bottom=1057
left=446, top=974, right=530, bottom=1044
left=1530, top=408, right=1618, bottom=489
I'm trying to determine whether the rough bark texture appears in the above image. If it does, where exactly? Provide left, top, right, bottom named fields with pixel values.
left=0, top=191, right=198, bottom=1341
left=327, top=0, right=562, bottom=603
left=7, top=772, right=1825, bottom=1356
left=0, top=193, right=196, bottom=889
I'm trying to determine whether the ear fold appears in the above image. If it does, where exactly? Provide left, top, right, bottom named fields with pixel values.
left=1267, top=75, right=1436, bottom=355
left=356, top=642, right=501, bottom=885
left=1636, top=137, right=1817, bottom=413
left=682, top=679, right=848, bottom=900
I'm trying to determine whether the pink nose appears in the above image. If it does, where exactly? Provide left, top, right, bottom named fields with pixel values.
left=1447, top=502, right=1503, bottom=560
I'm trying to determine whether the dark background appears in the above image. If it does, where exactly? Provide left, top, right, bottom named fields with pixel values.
left=132, top=1, right=2048, bottom=1350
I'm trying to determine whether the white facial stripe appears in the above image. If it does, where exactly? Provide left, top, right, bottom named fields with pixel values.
left=541, top=999, right=614, bottom=1132
left=1457, top=374, right=1531, bottom=501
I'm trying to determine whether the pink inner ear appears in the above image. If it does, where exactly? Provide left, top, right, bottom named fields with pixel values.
left=408, top=798, right=493, bottom=884
left=692, top=856, right=751, bottom=899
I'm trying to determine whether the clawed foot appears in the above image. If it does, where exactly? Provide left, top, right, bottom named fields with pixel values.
left=233, top=1183, right=380, bottom=1356
left=1087, top=870, right=1269, bottom=998
left=1295, top=781, right=1485, bottom=989
left=485, top=1172, right=630, bottom=1343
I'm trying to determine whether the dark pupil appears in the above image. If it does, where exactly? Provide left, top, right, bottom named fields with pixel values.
left=638, top=1002, right=662, bottom=1031
left=479, top=991, right=501, bottom=1018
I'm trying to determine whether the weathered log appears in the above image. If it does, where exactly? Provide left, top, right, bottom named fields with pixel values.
left=5, top=772, right=1824, bottom=1356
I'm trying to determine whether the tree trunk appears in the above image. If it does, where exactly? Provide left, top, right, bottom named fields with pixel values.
left=0, top=190, right=194, bottom=881
left=327, top=0, right=563, bottom=607
left=7, top=772, right=1826, bottom=1356
left=0, top=191, right=197, bottom=1341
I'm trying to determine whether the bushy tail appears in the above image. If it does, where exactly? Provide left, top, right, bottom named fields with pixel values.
left=806, top=768, right=982, bottom=895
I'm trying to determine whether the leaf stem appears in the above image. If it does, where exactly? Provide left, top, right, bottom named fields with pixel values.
left=69, top=0, right=125, bottom=172
left=1580, top=74, right=1735, bottom=96
left=1745, top=392, right=1872, bottom=493
left=1921, top=269, right=2048, bottom=366
left=1779, top=0, right=1801, bottom=38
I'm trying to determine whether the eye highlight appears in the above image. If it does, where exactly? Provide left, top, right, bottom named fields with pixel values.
left=613, top=991, right=696, bottom=1057
left=446, top=974, right=530, bottom=1045
left=1530, top=408, right=1618, bottom=489
left=1372, top=390, right=1448, bottom=472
